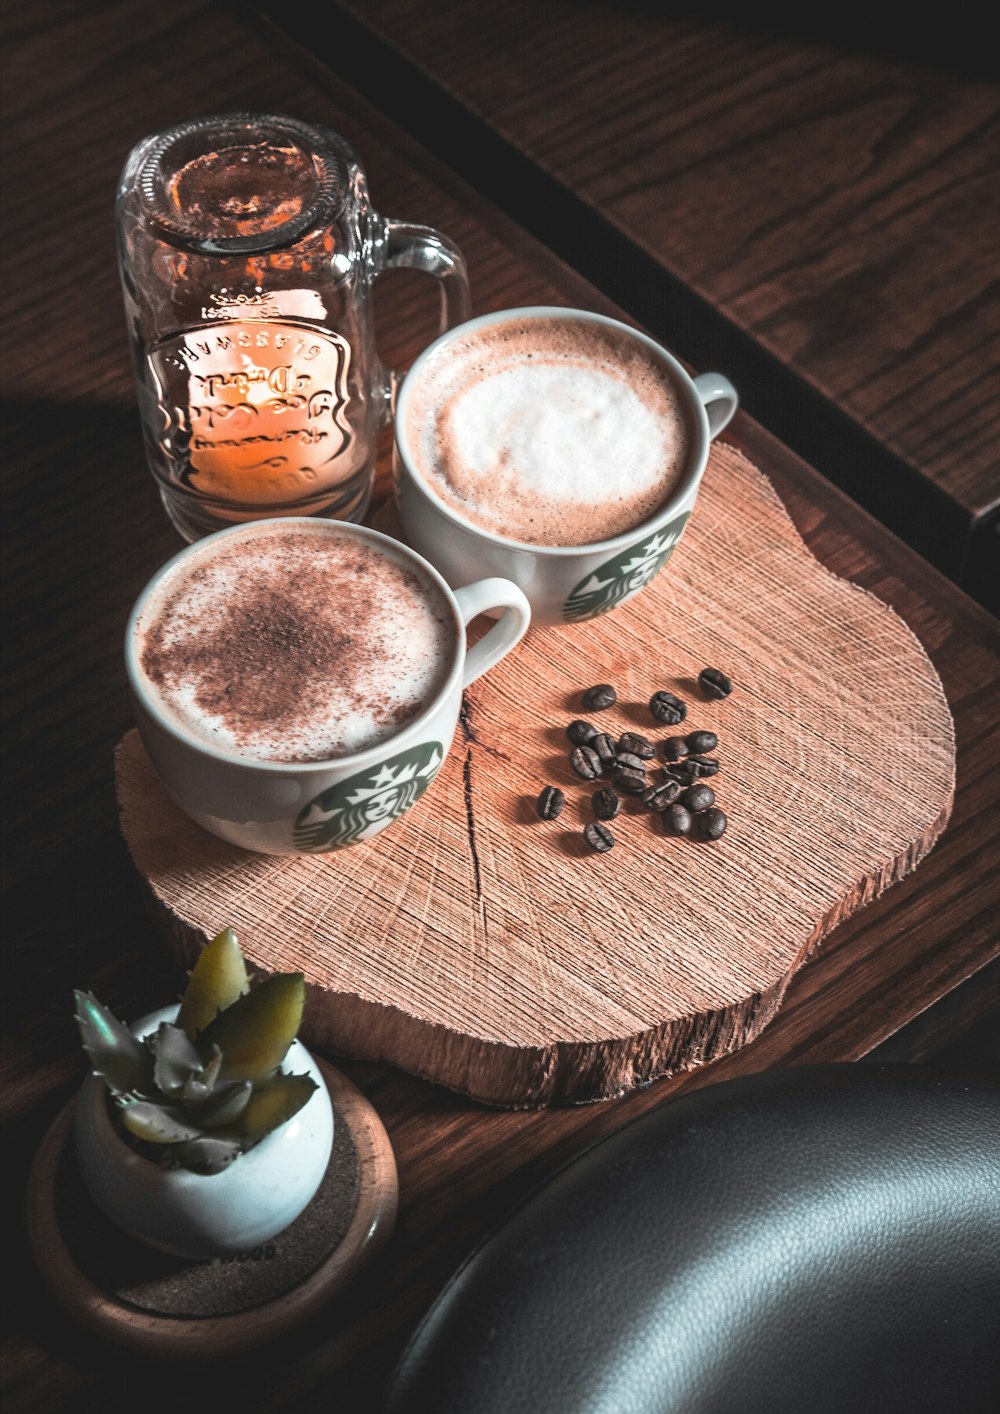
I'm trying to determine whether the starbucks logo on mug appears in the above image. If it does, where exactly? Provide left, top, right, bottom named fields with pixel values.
left=294, top=741, right=444, bottom=851
left=562, top=513, right=690, bottom=622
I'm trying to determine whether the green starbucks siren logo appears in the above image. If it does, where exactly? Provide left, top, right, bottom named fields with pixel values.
left=563, top=513, right=690, bottom=622
left=294, top=741, right=444, bottom=851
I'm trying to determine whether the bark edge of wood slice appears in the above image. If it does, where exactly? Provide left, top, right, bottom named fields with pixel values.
left=116, top=446, right=955, bottom=1107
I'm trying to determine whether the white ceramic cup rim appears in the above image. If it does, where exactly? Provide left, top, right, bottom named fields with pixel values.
left=125, top=517, right=472, bottom=775
left=394, top=305, right=713, bottom=557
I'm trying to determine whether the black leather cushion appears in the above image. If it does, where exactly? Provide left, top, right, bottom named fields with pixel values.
left=385, top=1065, right=1000, bottom=1413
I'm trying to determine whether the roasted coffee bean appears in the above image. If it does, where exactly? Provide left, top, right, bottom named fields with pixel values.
left=687, top=755, right=720, bottom=778
left=592, top=786, right=621, bottom=821
left=697, top=806, right=728, bottom=840
left=663, top=736, right=690, bottom=761
left=665, top=761, right=699, bottom=786
left=536, top=786, right=565, bottom=820
left=583, top=683, right=617, bottom=711
left=570, top=745, right=602, bottom=779
left=566, top=718, right=598, bottom=746
left=592, top=732, right=617, bottom=765
left=680, top=782, right=715, bottom=813
left=615, top=751, right=648, bottom=773
left=612, top=767, right=647, bottom=795
left=686, top=730, right=718, bottom=753
left=617, top=732, right=654, bottom=760
left=662, top=803, right=694, bottom=836
left=699, top=667, right=732, bottom=700
left=641, top=779, right=681, bottom=812
left=649, top=690, right=687, bottom=725
left=584, top=821, right=615, bottom=853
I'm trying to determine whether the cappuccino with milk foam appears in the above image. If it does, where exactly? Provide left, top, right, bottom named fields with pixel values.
left=136, top=521, right=453, bottom=764
left=402, top=315, right=695, bottom=547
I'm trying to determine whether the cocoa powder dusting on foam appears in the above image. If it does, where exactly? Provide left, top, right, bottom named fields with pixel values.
left=141, top=537, right=439, bottom=762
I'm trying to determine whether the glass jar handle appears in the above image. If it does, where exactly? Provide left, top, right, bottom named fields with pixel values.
left=376, top=217, right=471, bottom=419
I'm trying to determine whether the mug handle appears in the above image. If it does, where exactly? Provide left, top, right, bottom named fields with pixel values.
left=376, top=217, right=471, bottom=418
left=693, top=372, right=739, bottom=439
left=453, top=579, right=532, bottom=688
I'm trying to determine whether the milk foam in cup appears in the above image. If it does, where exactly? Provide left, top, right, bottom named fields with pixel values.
left=126, top=518, right=531, bottom=854
left=403, top=314, right=694, bottom=547
left=394, top=307, right=738, bottom=625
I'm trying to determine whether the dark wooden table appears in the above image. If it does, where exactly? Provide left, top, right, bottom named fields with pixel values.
left=3, top=3, right=998, bottom=1410
left=271, top=0, right=1000, bottom=607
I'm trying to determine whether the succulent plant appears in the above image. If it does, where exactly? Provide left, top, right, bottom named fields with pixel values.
left=74, top=928, right=317, bottom=1175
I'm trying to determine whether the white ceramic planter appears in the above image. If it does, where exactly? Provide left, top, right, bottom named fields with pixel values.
left=73, top=1005, right=334, bottom=1259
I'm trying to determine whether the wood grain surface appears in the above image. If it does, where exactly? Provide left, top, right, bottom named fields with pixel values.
left=116, top=444, right=954, bottom=1105
left=2, top=2, right=998, bottom=1410
left=284, top=0, right=1000, bottom=594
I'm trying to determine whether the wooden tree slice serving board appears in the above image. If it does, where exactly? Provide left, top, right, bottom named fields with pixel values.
left=116, top=446, right=955, bottom=1107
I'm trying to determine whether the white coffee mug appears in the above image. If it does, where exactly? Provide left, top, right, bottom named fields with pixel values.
left=393, top=307, right=738, bottom=626
left=125, top=519, right=530, bottom=855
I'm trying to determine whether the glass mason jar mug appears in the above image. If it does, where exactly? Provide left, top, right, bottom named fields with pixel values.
left=117, top=113, right=470, bottom=541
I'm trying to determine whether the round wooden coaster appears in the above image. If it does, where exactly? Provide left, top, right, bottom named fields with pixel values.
left=26, top=1058, right=397, bottom=1358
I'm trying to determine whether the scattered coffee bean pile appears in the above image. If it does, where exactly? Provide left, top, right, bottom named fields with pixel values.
left=534, top=668, right=734, bottom=853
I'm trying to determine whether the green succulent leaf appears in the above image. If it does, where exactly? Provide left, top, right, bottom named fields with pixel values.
left=152, top=1022, right=203, bottom=1097
left=196, top=1080, right=253, bottom=1129
left=120, top=1100, right=203, bottom=1145
left=171, top=1136, right=244, bottom=1175
left=183, top=1043, right=223, bottom=1104
left=203, top=1044, right=224, bottom=1091
left=198, top=973, right=307, bottom=1083
left=176, top=927, right=250, bottom=1040
left=239, top=1072, right=318, bottom=1148
left=74, top=990, right=154, bottom=1097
